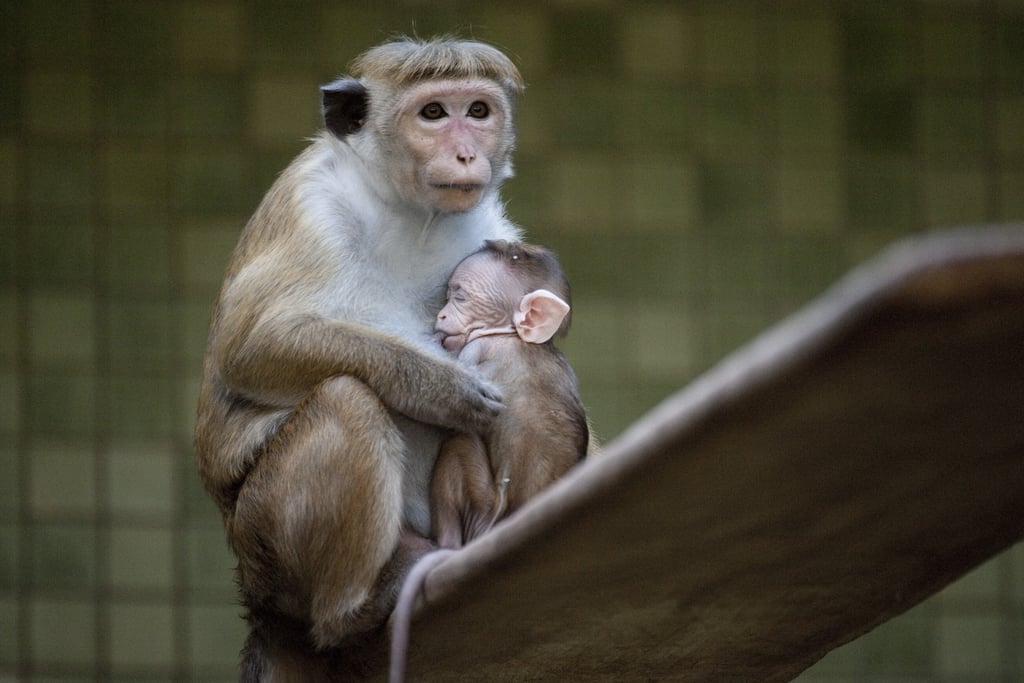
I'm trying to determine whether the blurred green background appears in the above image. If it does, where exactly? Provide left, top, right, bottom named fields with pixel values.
left=2, top=0, right=1023, bottom=681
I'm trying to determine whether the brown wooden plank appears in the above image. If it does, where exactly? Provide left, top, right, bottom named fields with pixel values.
left=381, top=227, right=1024, bottom=681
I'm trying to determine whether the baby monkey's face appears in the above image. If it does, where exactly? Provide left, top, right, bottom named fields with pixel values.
left=435, top=254, right=518, bottom=352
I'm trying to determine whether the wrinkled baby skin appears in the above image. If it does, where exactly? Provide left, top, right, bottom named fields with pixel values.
left=435, top=253, right=516, bottom=353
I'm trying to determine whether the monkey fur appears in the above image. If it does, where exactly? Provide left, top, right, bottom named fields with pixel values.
left=431, top=240, right=589, bottom=548
left=194, top=37, right=526, bottom=680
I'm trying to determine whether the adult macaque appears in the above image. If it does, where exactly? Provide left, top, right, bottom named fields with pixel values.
left=431, top=240, right=589, bottom=548
left=194, top=37, right=525, bottom=679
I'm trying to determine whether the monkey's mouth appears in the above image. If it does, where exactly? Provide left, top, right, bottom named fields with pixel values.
left=439, top=333, right=465, bottom=352
left=432, top=183, right=483, bottom=193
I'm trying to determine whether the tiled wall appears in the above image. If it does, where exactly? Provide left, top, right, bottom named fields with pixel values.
left=1, top=1, right=1022, bottom=681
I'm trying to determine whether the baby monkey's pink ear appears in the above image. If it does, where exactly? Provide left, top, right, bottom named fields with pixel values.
left=514, top=289, right=570, bottom=344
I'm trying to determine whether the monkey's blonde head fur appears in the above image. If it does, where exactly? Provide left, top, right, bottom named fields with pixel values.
left=351, top=36, right=525, bottom=95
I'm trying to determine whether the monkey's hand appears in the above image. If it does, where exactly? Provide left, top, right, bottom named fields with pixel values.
left=384, top=347, right=503, bottom=431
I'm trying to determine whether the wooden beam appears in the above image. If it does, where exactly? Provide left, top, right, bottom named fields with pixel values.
left=382, top=227, right=1024, bottom=681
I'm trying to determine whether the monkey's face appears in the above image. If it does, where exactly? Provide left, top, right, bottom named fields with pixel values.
left=436, top=255, right=517, bottom=351
left=390, top=79, right=514, bottom=213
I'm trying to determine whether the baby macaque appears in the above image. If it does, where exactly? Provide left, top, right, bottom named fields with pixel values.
left=431, top=240, right=588, bottom=547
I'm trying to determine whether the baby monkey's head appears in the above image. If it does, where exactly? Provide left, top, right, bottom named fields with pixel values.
left=435, top=240, right=571, bottom=352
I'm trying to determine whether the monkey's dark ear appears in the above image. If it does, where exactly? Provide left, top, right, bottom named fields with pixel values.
left=321, top=78, right=368, bottom=137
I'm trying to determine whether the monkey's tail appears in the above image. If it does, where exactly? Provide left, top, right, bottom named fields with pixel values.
left=388, top=549, right=457, bottom=683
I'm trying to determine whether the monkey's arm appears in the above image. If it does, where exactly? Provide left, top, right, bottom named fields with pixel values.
left=215, top=311, right=502, bottom=431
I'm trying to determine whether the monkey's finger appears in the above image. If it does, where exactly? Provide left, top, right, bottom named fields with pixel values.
left=479, top=393, right=503, bottom=417
left=455, top=381, right=503, bottom=431
left=473, top=378, right=504, bottom=417
left=476, top=379, right=504, bottom=407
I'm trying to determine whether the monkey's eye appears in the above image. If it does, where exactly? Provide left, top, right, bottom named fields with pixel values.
left=467, top=101, right=490, bottom=119
left=420, top=103, right=448, bottom=120
left=447, top=283, right=470, bottom=304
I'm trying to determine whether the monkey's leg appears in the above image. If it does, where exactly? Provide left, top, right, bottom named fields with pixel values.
left=432, top=433, right=500, bottom=545
left=232, top=375, right=414, bottom=649
left=236, top=529, right=436, bottom=683
left=431, top=436, right=474, bottom=549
